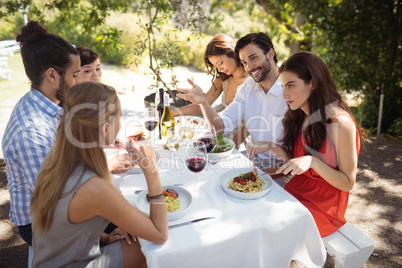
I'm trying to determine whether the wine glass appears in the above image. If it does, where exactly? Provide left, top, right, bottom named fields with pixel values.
left=166, top=127, right=182, bottom=172
left=185, top=141, right=207, bottom=191
left=144, top=107, right=159, bottom=146
left=179, top=117, right=195, bottom=143
left=195, top=123, right=217, bottom=154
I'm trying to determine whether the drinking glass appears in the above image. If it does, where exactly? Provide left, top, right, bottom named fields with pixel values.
left=195, top=123, right=217, bottom=153
left=185, top=141, right=207, bottom=191
left=166, top=127, right=182, bottom=172
left=144, top=107, right=159, bottom=146
left=179, top=117, right=195, bottom=143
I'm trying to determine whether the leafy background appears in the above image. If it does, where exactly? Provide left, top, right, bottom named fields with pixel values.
left=0, top=0, right=400, bottom=137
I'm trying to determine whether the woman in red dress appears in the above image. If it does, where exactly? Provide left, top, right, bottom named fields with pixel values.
left=248, top=51, right=365, bottom=237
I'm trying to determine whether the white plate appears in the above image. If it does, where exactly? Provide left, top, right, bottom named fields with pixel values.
left=220, top=168, right=273, bottom=200
left=135, top=186, right=192, bottom=221
left=127, top=151, right=160, bottom=174
left=177, top=116, right=205, bottom=129
left=209, top=137, right=235, bottom=159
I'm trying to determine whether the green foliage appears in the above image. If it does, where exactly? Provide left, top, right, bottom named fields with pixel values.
left=387, top=115, right=402, bottom=139
left=131, top=0, right=209, bottom=97
left=0, top=13, right=24, bottom=40
left=176, top=33, right=210, bottom=71
left=211, top=0, right=401, bottom=134
left=310, top=0, right=401, bottom=133
left=106, top=12, right=142, bottom=65
left=205, top=7, right=289, bottom=62
left=0, top=0, right=129, bottom=65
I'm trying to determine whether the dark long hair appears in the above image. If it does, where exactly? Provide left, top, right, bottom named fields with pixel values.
left=203, top=34, right=241, bottom=88
left=279, top=51, right=364, bottom=159
left=77, top=46, right=100, bottom=66
left=16, top=21, right=79, bottom=89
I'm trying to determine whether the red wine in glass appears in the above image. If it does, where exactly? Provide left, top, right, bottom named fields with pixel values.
left=144, top=107, right=159, bottom=146
left=186, top=158, right=206, bottom=173
left=145, top=120, right=158, bottom=131
left=185, top=141, right=207, bottom=192
left=198, top=137, right=217, bottom=153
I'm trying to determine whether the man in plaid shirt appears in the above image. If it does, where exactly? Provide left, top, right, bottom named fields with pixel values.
left=1, top=21, right=81, bottom=246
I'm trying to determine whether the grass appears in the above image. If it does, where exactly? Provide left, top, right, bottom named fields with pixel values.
left=0, top=52, right=30, bottom=102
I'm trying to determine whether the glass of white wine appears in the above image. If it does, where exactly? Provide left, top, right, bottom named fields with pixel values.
left=166, top=127, right=182, bottom=172
left=179, top=117, right=194, bottom=143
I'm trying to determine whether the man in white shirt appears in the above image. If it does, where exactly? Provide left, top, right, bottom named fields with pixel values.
left=178, top=32, right=288, bottom=171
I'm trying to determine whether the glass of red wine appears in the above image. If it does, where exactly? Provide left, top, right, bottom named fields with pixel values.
left=144, top=107, right=159, bottom=146
left=195, top=123, right=217, bottom=153
left=185, top=141, right=207, bottom=192
left=195, top=123, right=217, bottom=174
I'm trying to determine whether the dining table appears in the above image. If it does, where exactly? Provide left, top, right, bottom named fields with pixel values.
left=112, top=138, right=327, bottom=268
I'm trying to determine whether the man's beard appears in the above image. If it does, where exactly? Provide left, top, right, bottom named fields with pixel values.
left=250, top=55, right=271, bottom=83
left=55, top=76, right=67, bottom=102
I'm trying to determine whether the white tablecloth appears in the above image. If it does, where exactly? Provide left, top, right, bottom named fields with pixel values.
left=114, top=147, right=326, bottom=268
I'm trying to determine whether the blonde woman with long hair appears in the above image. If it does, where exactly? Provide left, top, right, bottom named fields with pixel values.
left=30, top=82, right=168, bottom=267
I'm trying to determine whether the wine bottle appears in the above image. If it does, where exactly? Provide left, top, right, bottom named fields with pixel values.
left=156, top=88, right=164, bottom=139
left=161, top=93, right=175, bottom=141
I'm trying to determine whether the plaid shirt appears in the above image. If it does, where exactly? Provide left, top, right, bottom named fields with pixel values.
left=2, top=88, right=63, bottom=226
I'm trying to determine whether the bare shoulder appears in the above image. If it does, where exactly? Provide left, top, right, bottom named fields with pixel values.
left=79, top=176, right=116, bottom=197
left=330, top=113, right=356, bottom=142
left=332, top=114, right=356, bottom=132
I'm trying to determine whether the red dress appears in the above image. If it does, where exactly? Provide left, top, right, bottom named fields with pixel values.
left=284, top=116, right=359, bottom=237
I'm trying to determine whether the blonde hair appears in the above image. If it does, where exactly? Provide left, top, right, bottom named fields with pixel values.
left=31, top=82, right=121, bottom=232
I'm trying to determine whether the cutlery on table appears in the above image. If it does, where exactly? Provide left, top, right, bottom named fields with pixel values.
left=135, top=184, right=184, bottom=194
left=252, top=159, right=258, bottom=176
left=257, top=172, right=285, bottom=179
left=169, top=217, right=215, bottom=229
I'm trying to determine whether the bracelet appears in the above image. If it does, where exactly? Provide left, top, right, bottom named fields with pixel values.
left=147, top=193, right=165, bottom=200
left=150, top=202, right=166, bottom=205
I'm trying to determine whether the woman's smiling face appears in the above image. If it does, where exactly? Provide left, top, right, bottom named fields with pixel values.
left=280, top=70, right=314, bottom=115
left=80, top=58, right=102, bottom=82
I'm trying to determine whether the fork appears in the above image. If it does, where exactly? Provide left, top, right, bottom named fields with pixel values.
left=252, top=159, right=258, bottom=176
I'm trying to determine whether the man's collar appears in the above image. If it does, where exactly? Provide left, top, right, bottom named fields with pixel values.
left=257, top=77, right=283, bottom=96
left=268, top=77, right=283, bottom=96
left=30, top=87, right=63, bottom=117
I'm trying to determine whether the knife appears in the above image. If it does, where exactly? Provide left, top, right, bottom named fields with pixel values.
left=135, top=184, right=184, bottom=194
left=168, top=217, right=215, bottom=229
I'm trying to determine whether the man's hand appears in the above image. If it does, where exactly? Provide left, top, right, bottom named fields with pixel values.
left=176, top=79, right=207, bottom=105
left=245, top=140, right=277, bottom=159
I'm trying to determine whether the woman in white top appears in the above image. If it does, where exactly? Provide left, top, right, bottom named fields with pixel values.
left=173, top=34, right=249, bottom=147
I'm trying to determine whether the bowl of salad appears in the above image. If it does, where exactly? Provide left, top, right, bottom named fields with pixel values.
left=209, top=135, right=235, bottom=160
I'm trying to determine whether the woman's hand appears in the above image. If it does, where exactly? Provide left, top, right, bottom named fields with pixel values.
left=126, top=140, right=157, bottom=173
left=176, top=79, right=207, bottom=105
left=107, top=153, right=131, bottom=174
left=276, top=156, right=315, bottom=176
left=101, top=228, right=136, bottom=246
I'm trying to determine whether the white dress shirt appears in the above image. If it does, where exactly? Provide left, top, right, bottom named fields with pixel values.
left=220, top=76, right=288, bottom=158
